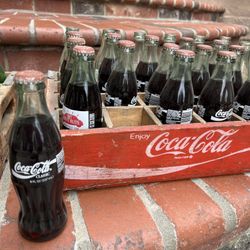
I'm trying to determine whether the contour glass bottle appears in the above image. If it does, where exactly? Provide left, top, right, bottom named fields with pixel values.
left=163, top=33, right=177, bottom=43
left=134, top=31, right=147, bottom=68
left=179, top=37, right=194, bottom=50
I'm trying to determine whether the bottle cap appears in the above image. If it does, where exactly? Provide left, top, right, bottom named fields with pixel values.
left=163, top=33, right=177, bottom=43
left=107, top=32, right=121, bottom=43
left=14, top=70, right=44, bottom=85
left=176, top=49, right=195, bottom=62
left=217, top=50, right=237, bottom=63
left=102, top=28, right=121, bottom=36
left=73, top=45, right=95, bottom=56
left=180, top=37, right=194, bottom=43
left=65, top=27, right=80, bottom=38
left=214, top=39, right=227, bottom=45
left=196, top=44, right=213, bottom=52
left=194, top=35, right=206, bottom=44
left=163, top=43, right=180, bottom=51
left=220, top=36, right=231, bottom=42
left=229, top=45, right=245, bottom=54
left=134, top=31, right=147, bottom=41
left=145, top=35, right=159, bottom=45
left=67, top=31, right=82, bottom=38
left=118, top=40, right=136, bottom=48
left=67, top=37, right=86, bottom=46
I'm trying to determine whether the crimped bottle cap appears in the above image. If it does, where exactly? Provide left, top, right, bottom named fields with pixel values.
left=163, top=43, right=180, bottom=51
left=145, top=35, right=159, bottom=46
left=176, top=49, right=195, bottom=58
left=217, top=50, right=236, bottom=63
left=14, top=70, right=44, bottom=84
left=196, top=44, right=213, bottom=52
left=73, top=45, right=95, bottom=56
left=118, top=40, right=136, bottom=48
left=107, top=32, right=121, bottom=43
left=67, top=31, right=82, bottom=38
left=67, top=37, right=86, bottom=46
left=180, top=37, right=194, bottom=43
left=229, top=45, right=245, bottom=54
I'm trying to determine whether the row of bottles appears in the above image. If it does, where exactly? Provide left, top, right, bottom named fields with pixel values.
left=58, top=27, right=250, bottom=129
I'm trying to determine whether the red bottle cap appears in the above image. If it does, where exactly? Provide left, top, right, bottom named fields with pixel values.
left=107, top=32, right=121, bottom=39
left=145, top=35, right=159, bottom=42
left=67, top=31, right=82, bottom=38
left=67, top=37, right=86, bottom=46
left=14, top=70, right=44, bottom=84
left=196, top=44, right=213, bottom=52
left=73, top=45, right=95, bottom=56
left=229, top=45, right=245, bottom=52
left=213, top=39, right=227, bottom=45
left=163, top=43, right=180, bottom=50
left=217, top=50, right=237, bottom=59
left=118, top=40, right=135, bottom=48
left=176, top=49, right=195, bottom=58
left=180, top=37, right=194, bottom=42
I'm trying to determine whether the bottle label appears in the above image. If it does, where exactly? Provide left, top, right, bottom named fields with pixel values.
left=137, top=80, right=148, bottom=91
left=159, top=107, right=193, bottom=124
left=62, top=106, right=95, bottom=129
left=146, top=91, right=160, bottom=106
left=105, top=94, right=137, bottom=106
left=234, top=102, right=250, bottom=120
left=12, top=149, right=65, bottom=184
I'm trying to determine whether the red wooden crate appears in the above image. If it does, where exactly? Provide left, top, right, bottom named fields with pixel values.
left=45, top=73, right=250, bottom=190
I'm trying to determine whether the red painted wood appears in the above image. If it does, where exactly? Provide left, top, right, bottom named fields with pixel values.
left=61, top=121, right=250, bottom=190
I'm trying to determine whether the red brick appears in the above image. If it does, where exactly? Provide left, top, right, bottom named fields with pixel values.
left=145, top=180, right=225, bottom=250
left=34, top=0, right=71, bottom=14
left=0, top=0, right=32, bottom=10
left=0, top=184, right=75, bottom=249
left=105, top=4, right=158, bottom=18
left=6, top=48, right=62, bottom=73
left=77, top=186, right=163, bottom=249
left=204, top=175, right=250, bottom=231
left=0, top=49, right=5, bottom=70
left=35, top=19, right=64, bottom=45
left=192, top=12, right=213, bottom=21
left=0, top=18, right=30, bottom=45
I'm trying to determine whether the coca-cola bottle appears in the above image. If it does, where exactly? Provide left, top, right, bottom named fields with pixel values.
left=98, top=32, right=121, bottom=92
left=136, top=35, right=159, bottom=92
left=191, top=44, right=213, bottom=104
left=63, top=46, right=102, bottom=129
left=193, top=35, right=205, bottom=51
left=9, top=70, right=67, bottom=241
left=240, top=39, right=250, bottom=83
left=60, top=37, right=86, bottom=104
left=105, top=40, right=137, bottom=106
left=209, top=39, right=227, bottom=75
left=145, top=43, right=180, bottom=105
left=95, top=29, right=121, bottom=80
left=179, top=37, right=194, bottom=50
left=197, top=51, right=236, bottom=122
left=163, top=33, right=177, bottom=43
left=134, top=31, right=147, bottom=67
left=220, top=36, right=231, bottom=49
left=157, top=50, right=195, bottom=124
left=229, top=45, right=245, bottom=95
left=59, top=27, right=80, bottom=76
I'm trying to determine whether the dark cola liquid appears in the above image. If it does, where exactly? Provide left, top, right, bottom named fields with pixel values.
left=197, top=78, right=234, bottom=122
left=209, top=63, right=216, bottom=76
left=191, top=70, right=210, bottom=104
left=64, top=82, right=102, bottom=128
left=232, top=70, right=243, bottom=96
left=60, top=59, right=67, bottom=80
left=234, top=80, right=250, bottom=120
left=136, top=62, right=158, bottom=92
left=60, top=68, right=72, bottom=96
left=145, top=72, right=167, bottom=105
left=158, top=79, right=194, bottom=124
left=98, top=57, right=115, bottom=93
left=105, top=70, right=137, bottom=106
left=9, top=114, right=67, bottom=241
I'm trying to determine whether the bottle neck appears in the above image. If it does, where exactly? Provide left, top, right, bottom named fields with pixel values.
left=71, top=56, right=96, bottom=84
left=65, top=47, right=75, bottom=70
left=157, top=50, right=174, bottom=73
left=170, top=59, right=192, bottom=82
left=16, top=83, right=50, bottom=117
left=104, top=43, right=117, bottom=59
left=142, top=45, right=158, bottom=63
left=211, top=61, right=234, bottom=82
left=114, top=50, right=135, bottom=72
left=192, top=51, right=210, bottom=73
left=233, top=54, right=243, bottom=71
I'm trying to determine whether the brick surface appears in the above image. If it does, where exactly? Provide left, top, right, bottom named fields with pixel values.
left=72, top=0, right=105, bottom=15
left=204, top=175, right=250, bottom=231
left=0, top=184, right=75, bottom=250
left=77, top=186, right=163, bottom=249
left=34, top=0, right=71, bottom=14
left=0, top=0, right=32, bottom=10
left=145, top=180, right=225, bottom=250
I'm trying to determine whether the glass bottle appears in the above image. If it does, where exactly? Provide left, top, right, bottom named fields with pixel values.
left=60, top=37, right=86, bottom=104
left=239, top=39, right=250, bottom=83
left=220, top=36, right=231, bottom=49
left=179, top=37, right=194, bottom=50
left=157, top=49, right=195, bottom=124
left=191, top=44, right=213, bottom=104
left=134, top=31, right=147, bottom=68
left=145, top=43, right=180, bottom=105
left=209, top=39, right=227, bottom=75
left=9, top=70, right=67, bottom=241
left=63, top=46, right=102, bottom=129
left=197, top=51, right=236, bottom=122
left=105, top=40, right=137, bottom=106
left=98, top=32, right=121, bottom=93
left=193, top=35, right=205, bottom=51
left=163, top=33, right=177, bottom=43
left=95, top=29, right=121, bottom=80
left=229, top=45, right=245, bottom=96
left=136, top=35, right=159, bottom=92
left=0, top=64, right=6, bottom=83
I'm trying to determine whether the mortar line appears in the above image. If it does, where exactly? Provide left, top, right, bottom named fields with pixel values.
left=192, top=178, right=237, bottom=233
left=0, top=18, right=10, bottom=24
left=67, top=191, right=93, bottom=250
left=133, top=185, right=177, bottom=250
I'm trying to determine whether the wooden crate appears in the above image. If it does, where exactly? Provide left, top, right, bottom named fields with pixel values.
left=46, top=73, right=250, bottom=190
left=0, top=72, right=16, bottom=176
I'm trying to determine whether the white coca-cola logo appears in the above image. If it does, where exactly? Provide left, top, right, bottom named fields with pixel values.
left=12, top=158, right=56, bottom=179
left=146, top=129, right=238, bottom=158
left=211, top=109, right=233, bottom=122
